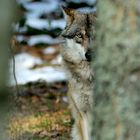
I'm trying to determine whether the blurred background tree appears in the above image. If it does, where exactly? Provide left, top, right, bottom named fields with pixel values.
left=0, top=0, right=17, bottom=140
left=93, top=0, right=140, bottom=140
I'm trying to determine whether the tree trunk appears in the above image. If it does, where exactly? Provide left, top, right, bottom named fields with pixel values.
left=0, top=0, right=17, bottom=139
left=93, top=0, right=140, bottom=140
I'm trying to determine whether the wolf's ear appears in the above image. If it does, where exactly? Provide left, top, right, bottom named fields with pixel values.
left=61, top=6, right=75, bottom=23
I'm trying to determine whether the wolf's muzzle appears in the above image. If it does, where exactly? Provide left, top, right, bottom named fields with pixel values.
left=85, top=49, right=92, bottom=62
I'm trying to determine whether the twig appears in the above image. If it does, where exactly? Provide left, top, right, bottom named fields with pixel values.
left=10, top=36, right=20, bottom=96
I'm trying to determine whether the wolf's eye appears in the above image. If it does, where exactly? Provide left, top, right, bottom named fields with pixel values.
left=75, top=33, right=83, bottom=43
left=76, top=33, right=82, bottom=38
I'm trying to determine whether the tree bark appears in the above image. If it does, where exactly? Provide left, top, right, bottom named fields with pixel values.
left=0, top=0, right=17, bottom=140
left=93, top=0, right=140, bottom=140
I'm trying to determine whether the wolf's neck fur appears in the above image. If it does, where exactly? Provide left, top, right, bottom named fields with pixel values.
left=61, top=38, right=93, bottom=82
left=61, top=38, right=93, bottom=140
left=64, top=57, right=93, bottom=83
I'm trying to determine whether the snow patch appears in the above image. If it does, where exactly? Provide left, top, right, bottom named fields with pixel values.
left=43, top=47, right=56, bottom=54
left=26, top=19, right=65, bottom=30
left=9, top=53, right=67, bottom=86
left=51, top=55, right=63, bottom=65
left=16, top=35, right=60, bottom=46
left=23, top=1, right=58, bottom=18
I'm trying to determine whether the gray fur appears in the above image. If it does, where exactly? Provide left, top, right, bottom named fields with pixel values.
left=60, top=8, right=95, bottom=140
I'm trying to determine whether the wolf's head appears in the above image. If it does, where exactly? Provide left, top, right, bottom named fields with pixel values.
left=61, top=7, right=96, bottom=62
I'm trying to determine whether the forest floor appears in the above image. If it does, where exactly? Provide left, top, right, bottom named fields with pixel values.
left=8, top=81, right=72, bottom=140
left=8, top=44, right=72, bottom=140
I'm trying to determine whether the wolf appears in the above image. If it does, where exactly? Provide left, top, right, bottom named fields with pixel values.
left=60, top=7, right=96, bottom=140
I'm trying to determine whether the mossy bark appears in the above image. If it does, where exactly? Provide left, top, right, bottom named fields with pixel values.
left=93, top=0, right=140, bottom=140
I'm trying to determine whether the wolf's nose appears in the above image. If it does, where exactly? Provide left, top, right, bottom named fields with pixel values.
left=85, top=50, right=92, bottom=62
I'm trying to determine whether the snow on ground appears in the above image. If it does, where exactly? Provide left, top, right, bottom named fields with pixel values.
left=27, top=35, right=59, bottom=46
left=51, top=55, right=63, bottom=65
left=16, top=35, right=60, bottom=46
left=9, top=52, right=67, bottom=86
left=68, top=0, right=96, bottom=4
left=26, top=19, right=65, bottom=30
left=23, top=1, right=59, bottom=18
left=77, top=7, right=96, bottom=13
left=43, top=47, right=56, bottom=54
